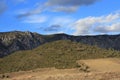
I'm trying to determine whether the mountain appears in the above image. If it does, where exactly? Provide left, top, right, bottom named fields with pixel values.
left=0, top=31, right=46, bottom=57
left=0, top=40, right=119, bottom=73
left=0, top=31, right=120, bottom=57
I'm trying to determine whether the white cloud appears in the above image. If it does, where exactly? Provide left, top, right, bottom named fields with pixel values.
left=45, top=0, right=99, bottom=7
left=16, top=5, right=45, bottom=18
left=45, top=0, right=99, bottom=13
left=23, top=15, right=47, bottom=23
left=42, top=16, right=76, bottom=34
left=17, top=0, right=100, bottom=18
left=73, top=12, right=120, bottom=35
left=50, top=16, right=76, bottom=26
left=94, top=22, right=120, bottom=33
left=51, top=6, right=79, bottom=13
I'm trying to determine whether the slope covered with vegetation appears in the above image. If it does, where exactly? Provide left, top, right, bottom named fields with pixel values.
left=0, top=40, right=120, bottom=73
left=1, top=31, right=120, bottom=58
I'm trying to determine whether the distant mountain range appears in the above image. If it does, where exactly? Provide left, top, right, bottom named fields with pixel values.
left=0, top=31, right=120, bottom=57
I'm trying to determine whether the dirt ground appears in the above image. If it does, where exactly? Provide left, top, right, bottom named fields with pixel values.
left=77, top=58, right=120, bottom=72
left=1, top=58, right=120, bottom=80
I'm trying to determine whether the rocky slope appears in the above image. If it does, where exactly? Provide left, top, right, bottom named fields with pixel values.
left=0, top=31, right=120, bottom=57
left=0, top=31, right=45, bottom=57
left=45, top=34, right=120, bottom=50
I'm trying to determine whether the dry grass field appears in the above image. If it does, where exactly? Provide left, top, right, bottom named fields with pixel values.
left=1, top=58, right=120, bottom=80
left=77, top=58, right=120, bottom=72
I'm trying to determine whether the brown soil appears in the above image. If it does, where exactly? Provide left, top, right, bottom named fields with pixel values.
left=1, top=58, right=120, bottom=80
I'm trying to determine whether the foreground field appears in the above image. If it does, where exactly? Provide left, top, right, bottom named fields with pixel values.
left=1, top=58, right=120, bottom=80
left=2, top=71, right=120, bottom=80
left=77, top=58, right=120, bottom=72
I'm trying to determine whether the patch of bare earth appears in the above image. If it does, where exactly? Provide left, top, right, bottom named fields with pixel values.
left=1, top=58, right=120, bottom=80
left=78, top=58, right=120, bottom=72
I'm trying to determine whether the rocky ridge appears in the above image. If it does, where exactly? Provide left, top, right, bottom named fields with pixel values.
left=0, top=31, right=120, bottom=57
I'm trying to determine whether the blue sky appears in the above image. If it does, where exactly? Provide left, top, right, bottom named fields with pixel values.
left=0, top=0, right=120, bottom=35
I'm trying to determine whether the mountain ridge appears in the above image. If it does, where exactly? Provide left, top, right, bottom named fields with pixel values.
left=0, top=31, right=120, bottom=57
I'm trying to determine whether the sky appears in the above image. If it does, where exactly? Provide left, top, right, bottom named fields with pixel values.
left=0, top=0, right=120, bottom=35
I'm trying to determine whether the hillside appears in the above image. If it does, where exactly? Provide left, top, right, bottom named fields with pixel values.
left=0, top=40, right=120, bottom=74
left=1, top=31, right=120, bottom=57
left=0, top=31, right=45, bottom=57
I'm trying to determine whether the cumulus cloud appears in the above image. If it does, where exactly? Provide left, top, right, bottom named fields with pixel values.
left=73, top=13, right=120, bottom=35
left=94, top=23, right=120, bottom=33
left=0, top=0, right=7, bottom=14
